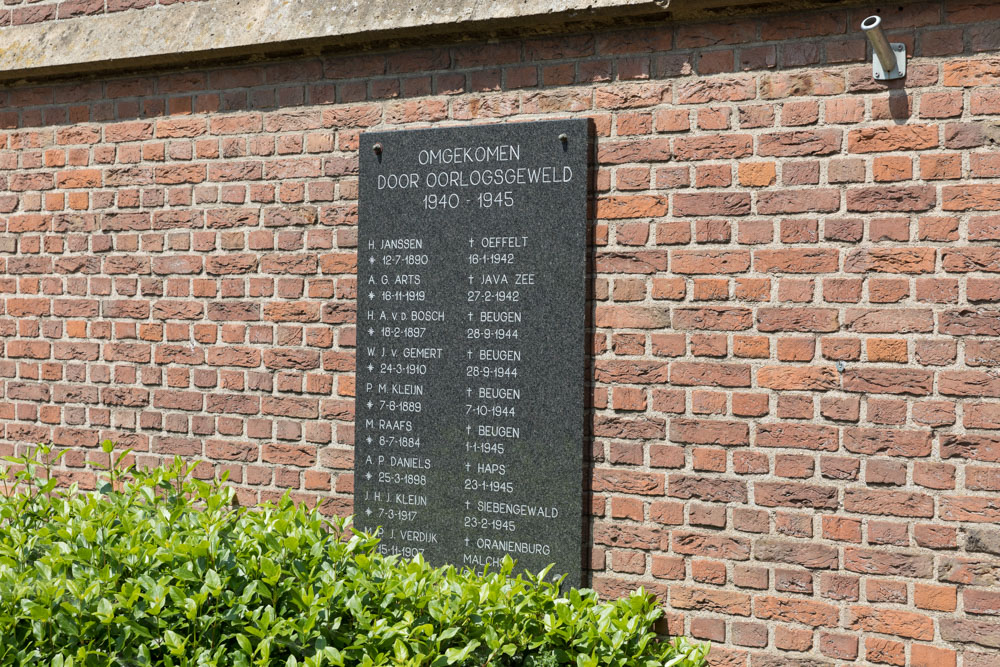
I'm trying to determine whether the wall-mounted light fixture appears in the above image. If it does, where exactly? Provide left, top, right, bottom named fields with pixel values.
left=862, top=15, right=906, bottom=81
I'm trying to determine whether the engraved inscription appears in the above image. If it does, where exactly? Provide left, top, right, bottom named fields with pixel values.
left=355, top=120, right=587, bottom=587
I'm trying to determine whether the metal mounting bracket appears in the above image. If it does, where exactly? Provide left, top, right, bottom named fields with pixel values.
left=872, top=42, right=906, bottom=81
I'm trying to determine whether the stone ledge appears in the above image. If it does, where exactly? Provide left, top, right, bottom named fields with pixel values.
left=0, top=0, right=672, bottom=82
left=0, top=0, right=913, bottom=83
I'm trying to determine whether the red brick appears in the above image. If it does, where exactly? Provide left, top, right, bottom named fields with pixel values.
left=673, top=134, right=752, bottom=162
left=774, top=625, right=813, bottom=652
left=757, top=308, right=839, bottom=332
left=758, top=189, right=840, bottom=214
left=673, top=191, right=751, bottom=217
left=754, top=596, right=838, bottom=627
left=944, top=184, right=1000, bottom=211
left=670, top=586, right=751, bottom=616
left=598, top=137, right=672, bottom=164
left=847, top=184, right=937, bottom=212
left=911, top=645, right=957, bottom=667
left=597, top=195, right=668, bottom=219
left=671, top=249, right=750, bottom=275
left=670, top=362, right=751, bottom=387
left=758, top=365, right=837, bottom=390
left=845, top=489, right=934, bottom=518
left=673, top=306, right=751, bottom=331
left=758, top=129, right=841, bottom=156
left=848, top=124, right=938, bottom=152
left=921, top=152, right=962, bottom=179
left=755, top=481, right=838, bottom=509
left=755, top=248, right=838, bottom=273
left=778, top=281, right=815, bottom=304
left=865, top=636, right=905, bottom=665
left=760, top=70, right=845, bottom=98
left=848, top=606, right=934, bottom=640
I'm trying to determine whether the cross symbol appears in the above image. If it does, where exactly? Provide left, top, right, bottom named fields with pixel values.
left=365, top=472, right=372, bottom=480
left=367, top=328, right=374, bottom=335
left=368, top=256, right=375, bottom=264
left=366, top=400, right=373, bottom=409
left=365, top=508, right=372, bottom=515
left=368, top=291, right=375, bottom=300
left=366, top=436, right=373, bottom=444
left=367, top=363, right=374, bottom=371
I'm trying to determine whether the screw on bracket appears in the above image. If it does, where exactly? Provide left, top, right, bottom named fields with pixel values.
left=373, top=143, right=383, bottom=155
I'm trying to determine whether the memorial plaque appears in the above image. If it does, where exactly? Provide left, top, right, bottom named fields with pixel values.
left=354, top=119, right=587, bottom=586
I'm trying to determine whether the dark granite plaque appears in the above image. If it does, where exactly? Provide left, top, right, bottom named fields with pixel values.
left=354, top=119, right=588, bottom=586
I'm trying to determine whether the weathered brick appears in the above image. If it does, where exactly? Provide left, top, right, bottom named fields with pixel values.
left=673, top=192, right=751, bottom=217
left=754, top=596, right=839, bottom=627
left=670, top=362, right=751, bottom=387
left=848, top=125, right=938, bottom=152
left=757, top=366, right=837, bottom=391
left=940, top=371, right=1000, bottom=397
left=843, top=428, right=932, bottom=457
left=760, top=70, right=845, bottom=99
left=758, top=129, right=841, bottom=156
left=847, top=185, right=936, bottom=212
left=673, top=135, right=752, bottom=161
left=757, top=308, right=838, bottom=332
left=754, top=248, right=838, bottom=273
left=671, top=306, right=752, bottom=330
left=754, top=482, right=839, bottom=509
left=849, top=610, right=930, bottom=647
left=755, top=538, right=838, bottom=569
left=677, top=76, right=756, bottom=104
left=670, top=418, right=749, bottom=446
left=844, top=248, right=936, bottom=274
left=670, top=249, right=750, bottom=274
left=844, top=488, right=935, bottom=518
left=842, top=368, right=933, bottom=395
left=670, top=586, right=751, bottom=616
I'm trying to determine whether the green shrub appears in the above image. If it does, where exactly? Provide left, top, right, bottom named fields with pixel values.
left=0, top=442, right=708, bottom=667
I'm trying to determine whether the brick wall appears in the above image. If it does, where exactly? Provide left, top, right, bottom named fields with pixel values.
left=0, top=0, right=206, bottom=28
left=2, top=1, right=1000, bottom=665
